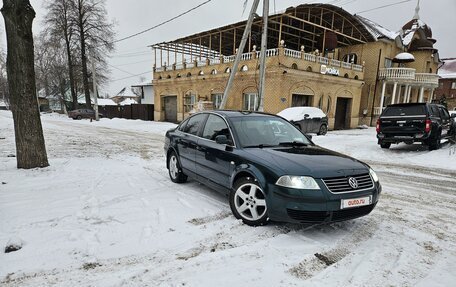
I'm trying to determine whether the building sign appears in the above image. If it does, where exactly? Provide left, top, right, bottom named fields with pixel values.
left=320, top=65, right=340, bottom=76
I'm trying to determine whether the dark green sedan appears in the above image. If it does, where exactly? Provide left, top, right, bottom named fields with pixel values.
left=164, top=111, right=381, bottom=226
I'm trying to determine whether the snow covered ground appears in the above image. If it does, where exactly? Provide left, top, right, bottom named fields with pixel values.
left=1, top=110, right=455, bottom=286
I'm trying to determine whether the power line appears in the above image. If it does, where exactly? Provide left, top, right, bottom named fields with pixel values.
left=108, top=70, right=153, bottom=83
left=355, top=0, right=412, bottom=14
left=110, top=0, right=213, bottom=46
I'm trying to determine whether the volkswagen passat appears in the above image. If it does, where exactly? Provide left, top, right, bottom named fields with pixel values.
left=164, top=111, right=381, bottom=226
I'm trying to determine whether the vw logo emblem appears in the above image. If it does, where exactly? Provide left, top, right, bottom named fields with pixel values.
left=348, top=177, right=358, bottom=189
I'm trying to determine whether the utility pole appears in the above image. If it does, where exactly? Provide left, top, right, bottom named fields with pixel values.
left=258, top=0, right=269, bottom=112
left=91, top=54, right=99, bottom=121
left=219, top=0, right=261, bottom=109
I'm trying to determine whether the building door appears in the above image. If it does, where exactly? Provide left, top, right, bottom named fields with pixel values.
left=334, top=98, right=351, bottom=130
left=292, top=94, right=311, bottom=107
left=164, top=96, right=177, bottom=123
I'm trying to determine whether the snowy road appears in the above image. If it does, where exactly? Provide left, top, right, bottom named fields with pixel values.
left=1, top=111, right=455, bottom=286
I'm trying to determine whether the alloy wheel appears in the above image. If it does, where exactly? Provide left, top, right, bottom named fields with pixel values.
left=234, top=183, right=267, bottom=221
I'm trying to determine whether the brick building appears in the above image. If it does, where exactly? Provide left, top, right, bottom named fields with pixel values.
left=151, top=2, right=440, bottom=128
left=435, top=58, right=456, bottom=110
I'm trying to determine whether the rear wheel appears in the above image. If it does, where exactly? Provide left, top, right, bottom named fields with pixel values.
left=230, top=177, right=268, bottom=226
left=380, top=142, right=391, bottom=149
left=317, top=124, right=328, bottom=135
left=428, top=130, right=441, bottom=151
left=76, top=115, right=82, bottom=120
left=168, top=151, right=187, bottom=183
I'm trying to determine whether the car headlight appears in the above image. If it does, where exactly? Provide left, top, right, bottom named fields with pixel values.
left=276, top=176, right=320, bottom=190
left=369, top=168, right=379, bottom=182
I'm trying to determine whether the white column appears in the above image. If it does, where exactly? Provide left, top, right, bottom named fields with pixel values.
left=403, top=85, right=409, bottom=103
left=379, top=81, right=386, bottom=109
left=428, top=88, right=435, bottom=103
left=406, top=86, right=412, bottom=102
left=419, top=86, right=425, bottom=102
left=397, top=85, right=403, bottom=103
left=391, top=82, right=398, bottom=104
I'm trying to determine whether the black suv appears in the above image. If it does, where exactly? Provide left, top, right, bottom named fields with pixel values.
left=376, top=103, right=456, bottom=150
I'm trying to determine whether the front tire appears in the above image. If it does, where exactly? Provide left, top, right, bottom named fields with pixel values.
left=317, top=124, right=328, bottom=135
left=230, top=178, right=268, bottom=226
left=168, top=151, right=187, bottom=183
left=76, top=115, right=82, bottom=120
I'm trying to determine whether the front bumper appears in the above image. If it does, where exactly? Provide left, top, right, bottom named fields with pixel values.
left=267, top=182, right=381, bottom=224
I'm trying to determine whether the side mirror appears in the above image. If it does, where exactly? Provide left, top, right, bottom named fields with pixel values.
left=304, top=114, right=310, bottom=119
left=451, top=114, right=456, bottom=118
left=215, top=135, right=228, bottom=145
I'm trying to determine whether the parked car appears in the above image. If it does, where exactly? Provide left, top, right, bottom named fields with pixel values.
left=277, top=107, right=328, bottom=135
left=164, top=111, right=381, bottom=226
left=376, top=103, right=456, bottom=150
left=68, top=109, right=103, bottom=120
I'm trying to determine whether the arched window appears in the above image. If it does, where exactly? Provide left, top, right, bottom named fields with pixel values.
left=291, top=63, right=298, bottom=70
left=167, top=75, right=171, bottom=79
left=186, top=72, right=192, bottom=77
left=225, top=67, right=231, bottom=73
left=344, top=73, right=349, bottom=78
left=241, top=65, right=249, bottom=72
left=342, top=53, right=358, bottom=64
left=354, top=75, right=359, bottom=80
left=306, top=66, right=313, bottom=72
left=176, top=73, right=181, bottom=78
left=211, top=69, right=218, bottom=75
left=198, top=70, right=204, bottom=76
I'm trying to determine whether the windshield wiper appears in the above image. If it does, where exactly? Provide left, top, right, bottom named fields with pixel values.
left=278, top=141, right=308, bottom=147
left=243, top=144, right=277, bottom=148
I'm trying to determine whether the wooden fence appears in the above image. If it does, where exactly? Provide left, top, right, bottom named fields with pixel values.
left=98, top=104, right=154, bottom=121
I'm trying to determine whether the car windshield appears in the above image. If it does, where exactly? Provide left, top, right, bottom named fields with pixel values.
left=383, top=105, right=426, bottom=116
left=230, top=116, right=312, bottom=148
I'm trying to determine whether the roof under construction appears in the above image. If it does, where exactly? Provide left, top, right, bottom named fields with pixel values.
left=150, top=3, right=396, bottom=60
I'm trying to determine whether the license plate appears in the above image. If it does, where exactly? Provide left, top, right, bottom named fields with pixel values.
left=341, top=195, right=372, bottom=209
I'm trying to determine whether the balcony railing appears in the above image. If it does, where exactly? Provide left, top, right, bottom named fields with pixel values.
left=379, top=68, right=439, bottom=87
left=373, top=107, right=384, bottom=116
left=415, top=73, right=439, bottom=86
left=379, top=68, right=416, bottom=81
left=155, top=47, right=365, bottom=75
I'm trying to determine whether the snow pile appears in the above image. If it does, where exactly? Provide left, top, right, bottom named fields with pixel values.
left=119, top=98, right=138, bottom=106
left=1, top=111, right=455, bottom=286
left=96, top=99, right=117, bottom=106
left=356, top=15, right=399, bottom=40
left=438, top=58, right=456, bottom=79
left=278, top=107, right=326, bottom=121
left=393, top=52, right=415, bottom=62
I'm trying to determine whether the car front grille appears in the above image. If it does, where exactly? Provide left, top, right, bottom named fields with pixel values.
left=287, top=204, right=376, bottom=223
left=322, top=173, right=374, bottom=193
left=331, top=204, right=375, bottom=221
left=286, top=209, right=328, bottom=222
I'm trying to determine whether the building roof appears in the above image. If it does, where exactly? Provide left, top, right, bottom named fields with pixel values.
left=131, top=80, right=153, bottom=88
left=355, top=15, right=398, bottom=41
left=439, top=58, right=456, bottom=79
left=151, top=3, right=385, bottom=57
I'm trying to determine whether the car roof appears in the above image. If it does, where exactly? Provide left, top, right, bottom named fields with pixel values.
left=201, top=110, right=278, bottom=118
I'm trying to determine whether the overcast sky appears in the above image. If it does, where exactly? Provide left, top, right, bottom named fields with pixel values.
left=2, top=0, right=455, bottom=97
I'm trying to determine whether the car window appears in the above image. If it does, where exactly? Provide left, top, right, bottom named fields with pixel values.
left=182, top=114, right=206, bottom=136
left=202, top=115, right=233, bottom=143
left=430, top=105, right=439, bottom=116
left=178, top=118, right=189, bottom=132
left=439, top=107, right=450, bottom=120
left=231, top=116, right=311, bottom=147
left=383, top=105, right=426, bottom=116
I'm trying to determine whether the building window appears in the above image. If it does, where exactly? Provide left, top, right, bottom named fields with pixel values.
left=451, top=81, right=456, bottom=89
left=384, top=58, right=393, bottom=68
left=241, top=65, right=249, bottom=72
left=243, top=93, right=259, bottom=111
left=343, top=53, right=358, bottom=64
left=212, top=93, right=223, bottom=109
left=184, top=93, right=196, bottom=112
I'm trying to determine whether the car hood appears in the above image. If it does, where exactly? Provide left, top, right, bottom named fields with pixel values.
left=243, top=145, right=368, bottom=178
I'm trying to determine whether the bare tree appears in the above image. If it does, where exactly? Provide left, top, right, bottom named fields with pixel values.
left=1, top=0, right=49, bottom=169
left=0, top=37, right=8, bottom=108
left=44, top=0, right=79, bottom=110
left=72, top=0, right=115, bottom=108
left=35, top=32, right=71, bottom=113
